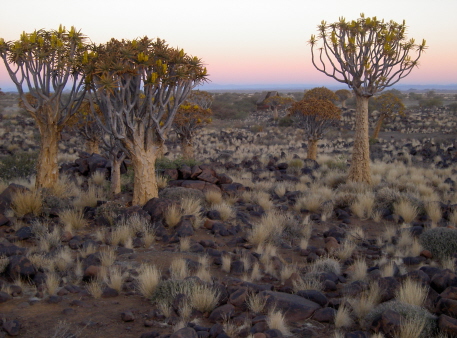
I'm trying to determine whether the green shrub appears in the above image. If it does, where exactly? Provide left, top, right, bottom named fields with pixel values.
left=420, top=227, right=457, bottom=259
left=364, top=300, right=436, bottom=338
left=0, top=151, right=38, bottom=181
left=278, top=117, right=293, bottom=127
left=159, top=187, right=204, bottom=203
left=151, top=279, right=195, bottom=305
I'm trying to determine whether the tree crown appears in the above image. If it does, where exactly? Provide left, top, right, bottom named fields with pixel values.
left=309, top=14, right=427, bottom=97
left=288, top=98, right=341, bottom=120
left=373, top=92, right=405, bottom=117
left=303, top=87, right=338, bottom=102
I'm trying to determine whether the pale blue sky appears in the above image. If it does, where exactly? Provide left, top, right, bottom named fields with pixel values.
left=1, top=0, right=456, bottom=90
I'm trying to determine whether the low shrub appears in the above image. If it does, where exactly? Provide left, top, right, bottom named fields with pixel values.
left=364, top=300, right=436, bottom=338
left=0, top=151, right=38, bottom=181
left=420, top=227, right=457, bottom=259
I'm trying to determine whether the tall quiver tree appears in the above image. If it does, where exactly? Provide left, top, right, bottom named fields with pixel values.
left=309, top=14, right=426, bottom=183
left=371, top=92, right=405, bottom=139
left=85, top=37, right=207, bottom=205
left=0, top=26, right=88, bottom=189
left=289, top=88, right=340, bottom=160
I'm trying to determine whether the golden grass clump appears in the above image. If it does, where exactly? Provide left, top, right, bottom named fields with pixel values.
left=396, top=278, right=428, bottom=307
left=212, top=202, right=235, bottom=221
left=350, top=192, right=375, bottom=219
left=246, top=291, right=266, bottom=313
left=190, top=284, right=220, bottom=313
left=394, top=199, right=419, bottom=224
left=45, top=272, right=60, bottom=295
left=137, top=264, right=161, bottom=298
left=267, top=309, right=291, bottom=336
left=156, top=174, right=169, bottom=189
left=249, top=211, right=287, bottom=246
left=165, top=204, right=183, bottom=227
left=170, top=258, right=189, bottom=280
left=106, top=266, right=124, bottom=292
left=205, top=190, right=223, bottom=206
left=73, top=184, right=103, bottom=209
left=12, top=189, right=42, bottom=217
left=59, top=208, right=86, bottom=231
left=346, top=282, right=380, bottom=322
left=181, top=196, right=201, bottom=216
left=334, top=303, right=353, bottom=329
left=86, top=280, right=103, bottom=299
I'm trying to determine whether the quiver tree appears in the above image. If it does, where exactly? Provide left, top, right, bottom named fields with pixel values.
left=309, top=14, right=426, bottom=183
left=264, top=95, right=295, bottom=120
left=174, top=102, right=212, bottom=160
left=0, top=26, right=88, bottom=189
left=85, top=37, right=207, bottom=205
left=288, top=98, right=340, bottom=160
left=371, top=92, right=405, bottom=139
left=335, top=89, right=352, bottom=108
left=187, top=90, right=213, bottom=109
left=303, top=86, right=338, bottom=102
left=68, top=99, right=104, bottom=154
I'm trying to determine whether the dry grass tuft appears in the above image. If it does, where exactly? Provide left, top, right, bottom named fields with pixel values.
left=106, top=266, right=124, bottom=292
left=181, top=196, right=201, bottom=216
left=249, top=211, right=287, bottom=246
left=350, top=192, right=375, bottom=219
left=347, top=282, right=381, bottom=322
left=205, top=190, right=223, bottom=206
left=246, top=291, right=266, bottom=313
left=137, top=264, right=161, bottom=298
left=212, top=202, right=235, bottom=221
left=396, top=278, right=428, bottom=307
left=334, top=303, right=353, bottom=329
left=221, top=254, right=232, bottom=273
left=394, top=199, right=419, bottom=224
left=45, top=272, right=60, bottom=295
left=156, top=174, right=169, bottom=189
left=190, top=284, right=220, bottom=313
left=165, top=204, right=182, bottom=227
left=348, top=258, right=368, bottom=281
left=12, top=189, right=42, bottom=217
left=59, top=208, right=86, bottom=231
left=86, top=280, right=103, bottom=299
left=170, top=258, right=189, bottom=280
left=267, top=309, right=291, bottom=336
left=99, top=246, right=116, bottom=267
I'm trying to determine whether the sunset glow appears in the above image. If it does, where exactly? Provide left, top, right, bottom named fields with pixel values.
left=1, top=0, right=456, bottom=91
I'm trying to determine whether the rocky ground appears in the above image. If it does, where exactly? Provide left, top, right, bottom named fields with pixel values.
left=0, top=94, right=457, bottom=337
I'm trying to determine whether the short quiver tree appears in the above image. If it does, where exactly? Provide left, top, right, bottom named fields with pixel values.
left=309, top=14, right=426, bottom=183
left=264, top=95, right=295, bottom=120
left=288, top=98, right=340, bottom=160
left=372, top=92, right=405, bottom=139
left=335, top=89, right=352, bottom=108
left=174, top=92, right=213, bottom=160
left=85, top=37, right=207, bottom=205
left=0, top=26, right=88, bottom=189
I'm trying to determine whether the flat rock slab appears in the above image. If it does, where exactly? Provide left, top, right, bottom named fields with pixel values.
left=259, top=291, right=321, bottom=322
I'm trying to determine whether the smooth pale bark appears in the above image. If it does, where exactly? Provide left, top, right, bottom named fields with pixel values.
left=35, top=122, right=60, bottom=190
left=347, top=95, right=372, bottom=184
left=181, top=138, right=194, bottom=160
left=156, top=141, right=165, bottom=159
left=130, top=149, right=158, bottom=205
left=273, top=107, right=279, bottom=120
left=307, top=139, right=318, bottom=160
left=371, top=115, right=386, bottom=140
left=110, top=153, right=126, bottom=196
left=86, top=139, right=100, bottom=154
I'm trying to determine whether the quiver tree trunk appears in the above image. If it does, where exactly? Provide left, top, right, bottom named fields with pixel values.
left=273, top=107, right=279, bottom=120
left=372, top=114, right=386, bottom=140
left=110, top=152, right=126, bottom=196
left=130, top=147, right=159, bottom=205
left=347, top=95, right=371, bottom=184
left=35, top=121, right=60, bottom=190
left=181, top=137, right=194, bottom=160
left=307, top=139, right=319, bottom=160
left=86, top=139, right=100, bottom=154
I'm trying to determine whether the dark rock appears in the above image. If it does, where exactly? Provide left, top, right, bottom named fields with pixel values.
left=344, top=331, right=368, bottom=338
left=0, top=243, right=26, bottom=257
left=259, top=291, right=321, bottom=322
left=438, top=314, right=457, bottom=337
left=3, top=320, right=20, bottom=336
left=229, top=287, right=248, bottom=308
left=264, top=329, right=284, bottom=337
left=5, top=255, right=36, bottom=280
left=377, top=277, right=400, bottom=302
left=140, top=332, right=160, bottom=338
left=437, top=298, right=457, bottom=317
left=209, top=304, right=235, bottom=322
left=296, top=290, right=328, bottom=307
left=209, top=323, right=224, bottom=337
left=102, top=287, right=119, bottom=298
left=403, top=256, right=426, bottom=265
left=0, top=213, right=11, bottom=226
left=121, top=310, right=135, bottom=322
left=431, top=270, right=457, bottom=293
left=170, top=327, right=198, bottom=337
left=311, top=307, right=335, bottom=323
left=143, top=198, right=174, bottom=223
left=0, top=291, right=12, bottom=303
left=175, top=217, right=194, bottom=237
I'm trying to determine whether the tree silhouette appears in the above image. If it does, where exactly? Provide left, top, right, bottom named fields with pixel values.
left=288, top=95, right=340, bottom=160
left=84, top=37, right=207, bottom=205
left=264, top=95, right=295, bottom=120
left=0, top=26, right=88, bottom=189
left=309, top=14, right=426, bottom=183
left=335, top=89, right=352, bottom=108
left=372, top=92, right=405, bottom=139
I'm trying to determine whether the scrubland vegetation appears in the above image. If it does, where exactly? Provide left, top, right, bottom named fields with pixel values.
left=1, top=17, right=457, bottom=338
left=0, top=87, right=457, bottom=337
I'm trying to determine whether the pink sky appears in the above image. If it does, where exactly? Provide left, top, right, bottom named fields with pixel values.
left=1, top=0, right=456, bottom=90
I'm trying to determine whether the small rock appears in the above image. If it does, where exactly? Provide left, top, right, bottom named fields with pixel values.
left=121, top=310, right=135, bottom=322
